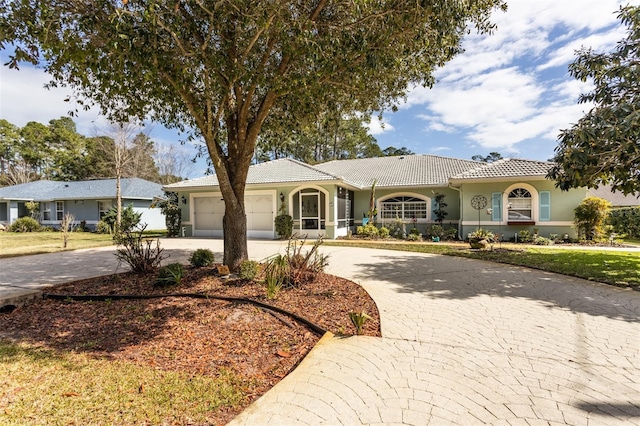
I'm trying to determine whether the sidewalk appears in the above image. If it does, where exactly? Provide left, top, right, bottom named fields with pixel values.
left=2, top=239, right=639, bottom=424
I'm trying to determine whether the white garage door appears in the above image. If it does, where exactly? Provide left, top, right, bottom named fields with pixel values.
left=193, top=193, right=274, bottom=239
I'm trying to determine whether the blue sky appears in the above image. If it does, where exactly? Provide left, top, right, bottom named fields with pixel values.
left=0, top=0, right=632, bottom=177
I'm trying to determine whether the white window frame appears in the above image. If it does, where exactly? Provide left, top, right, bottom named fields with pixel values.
left=98, top=200, right=112, bottom=219
left=503, top=183, right=538, bottom=223
left=42, top=202, right=52, bottom=221
left=378, top=193, right=430, bottom=223
left=56, top=201, right=64, bottom=221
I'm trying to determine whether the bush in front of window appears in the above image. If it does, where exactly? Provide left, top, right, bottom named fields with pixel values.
left=379, top=226, right=390, bottom=238
left=356, top=223, right=379, bottom=238
left=518, top=230, right=532, bottom=243
left=8, top=217, right=41, bottom=232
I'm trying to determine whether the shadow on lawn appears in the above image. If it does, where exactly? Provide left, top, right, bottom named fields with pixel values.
left=347, top=251, right=640, bottom=323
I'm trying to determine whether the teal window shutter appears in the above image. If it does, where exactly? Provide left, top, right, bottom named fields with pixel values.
left=491, top=192, right=501, bottom=221
left=539, top=191, right=551, bottom=221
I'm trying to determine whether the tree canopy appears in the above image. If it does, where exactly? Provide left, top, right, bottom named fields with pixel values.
left=0, top=117, right=176, bottom=185
left=1, top=0, right=507, bottom=269
left=548, top=5, right=640, bottom=195
left=472, top=152, right=503, bottom=162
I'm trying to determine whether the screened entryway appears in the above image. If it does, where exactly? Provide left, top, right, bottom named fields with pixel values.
left=292, top=188, right=327, bottom=238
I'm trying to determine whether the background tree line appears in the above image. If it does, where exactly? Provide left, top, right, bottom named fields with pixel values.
left=0, top=117, right=194, bottom=186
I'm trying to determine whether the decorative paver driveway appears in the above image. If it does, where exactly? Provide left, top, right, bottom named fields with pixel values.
left=231, top=243, right=640, bottom=425
left=1, top=240, right=638, bottom=424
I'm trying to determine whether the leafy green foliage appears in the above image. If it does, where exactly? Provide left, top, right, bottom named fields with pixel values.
left=263, top=255, right=287, bottom=299
left=378, top=226, right=390, bottom=238
left=189, top=248, right=215, bottom=268
left=114, top=226, right=166, bottom=274
left=153, top=192, right=182, bottom=237
left=356, top=223, right=379, bottom=238
left=472, top=152, right=503, bottom=163
left=102, top=204, right=142, bottom=235
left=548, top=5, right=640, bottom=195
left=1, top=0, right=506, bottom=270
left=608, top=207, right=640, bottom=238
left=469, top=228, right=495, bottom=242
left=8, top=217, right=41, bottom=232
left=518, top=230, right=533, bottom=243
left=274, top=214, right=293, bottom=239
left=155, top=263, right=185, bottom=287
left=239, top=260, right=259, bottom=281
left=349, top=311, right=372, bottom=335
left=432, top=193, right=448, bottom=224
left=95, top=220, right=112, bottom=234
left=574, top=197, right=612, bottom=240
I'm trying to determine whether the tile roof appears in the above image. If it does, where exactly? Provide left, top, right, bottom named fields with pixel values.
left=315, top=155, right=481, bottom=187
left=588, top=185, right=640, bottom=207
left=450, top=158, right=554, bottom=180
left=164, top=158, right=345, bottom=189
left=0, top=178, right=163, bottom=201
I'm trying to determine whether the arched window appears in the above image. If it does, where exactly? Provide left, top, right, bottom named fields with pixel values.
left=507, top=188, right=532, bottom=221
left=380, top=195, right=428, bottom=221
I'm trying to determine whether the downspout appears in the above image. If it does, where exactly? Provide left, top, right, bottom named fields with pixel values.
left=448, top=183, right=463, bottom=240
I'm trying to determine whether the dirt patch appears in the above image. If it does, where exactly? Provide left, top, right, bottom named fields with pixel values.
left=0, top=266, right=381, bottom=424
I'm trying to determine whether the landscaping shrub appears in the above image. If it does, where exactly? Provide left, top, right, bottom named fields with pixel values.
left=102, top=204, right=142, bottom=234
left=96, top=220, right=112, bottom=234
left=378, top=226, right=390, bottom=238
left=407, top=233, right=421, bottom=241
left=189, top=248, right=215, bottom=267
left=155, top=263, right=185, bottom=287
left=274, top=214, right=294, bottom=239
left=517, top=230, right=532, bottom=243
left=114, top=225, right=166, bottom=274
left=262, top=237, right=328, bottom=289
left=532, top=236, right=552, bottom=245
left=387, top=218, right=404, bottom=239
left=239, top=260, right=259, bottom=280
left=469, top=228, right=495, bottom=242
left=428, top=224, right=444, bottom=239
left=8, top=217, right=40, bottom=232
left=356, top=223, right=379, bottom=238
left=574, top=197, right=611, bottom=240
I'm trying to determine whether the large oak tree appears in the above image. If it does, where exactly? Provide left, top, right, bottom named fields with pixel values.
left=548, top=5, right=640, bottom=195
left=1, top=0, right=506, bottom=269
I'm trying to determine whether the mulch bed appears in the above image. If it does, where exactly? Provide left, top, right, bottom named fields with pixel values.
left=0, top=266, right=381, bottom=424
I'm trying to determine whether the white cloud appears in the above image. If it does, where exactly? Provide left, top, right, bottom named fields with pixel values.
left=367, top=117, right=394, bottom=135
left=395, top=0, right=628, bottom=154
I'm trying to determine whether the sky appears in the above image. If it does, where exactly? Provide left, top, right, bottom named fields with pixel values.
left=0, top=0, right=634, bottom=177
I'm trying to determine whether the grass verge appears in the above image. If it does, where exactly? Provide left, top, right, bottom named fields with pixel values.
left=324, top=240, right=640, bottom=289
left=0, top=232, right=114, bottom=258
left=0, top=341, right=247, bottom=425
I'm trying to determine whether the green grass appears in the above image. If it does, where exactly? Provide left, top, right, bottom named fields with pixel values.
left=0, top=341, right=247, bottom=425
left=324, top=240, right=640, bottom=288
left=0, top=231, right=115, bottom=258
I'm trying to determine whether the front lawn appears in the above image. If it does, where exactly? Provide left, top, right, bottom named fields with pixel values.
left=324, top=240, right=640, bottom=289
left=0, top=232, right=114, bottom=258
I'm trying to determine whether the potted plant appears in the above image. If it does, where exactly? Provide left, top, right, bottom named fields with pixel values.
left=468, top=228, right=495, bottom=249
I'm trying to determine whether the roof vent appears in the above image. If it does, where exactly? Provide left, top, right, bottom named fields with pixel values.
left=64, top=184, right=69, bottom=187
left=399, top=156, right=405, bottom=160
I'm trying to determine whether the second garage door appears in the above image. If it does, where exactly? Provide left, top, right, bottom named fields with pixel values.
left=193, top=193, right=274, bottom=238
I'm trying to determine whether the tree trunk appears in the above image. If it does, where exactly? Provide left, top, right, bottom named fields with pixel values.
left=222, top=201, right=248, bottom=271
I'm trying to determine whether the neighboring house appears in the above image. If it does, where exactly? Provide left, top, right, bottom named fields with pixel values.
left=587, top=186, right=640, bottom=208
left=0, top=178, right=166, bottom=230
left=164, top=154, right=594, bottom=240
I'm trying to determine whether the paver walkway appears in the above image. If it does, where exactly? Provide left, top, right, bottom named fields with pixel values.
left=1, top=239, right=639, bottom=425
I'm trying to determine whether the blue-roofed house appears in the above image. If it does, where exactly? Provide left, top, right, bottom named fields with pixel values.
left=164, top=155, right=593, bottom=240
left=0, top=178, right=166, bottom=230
